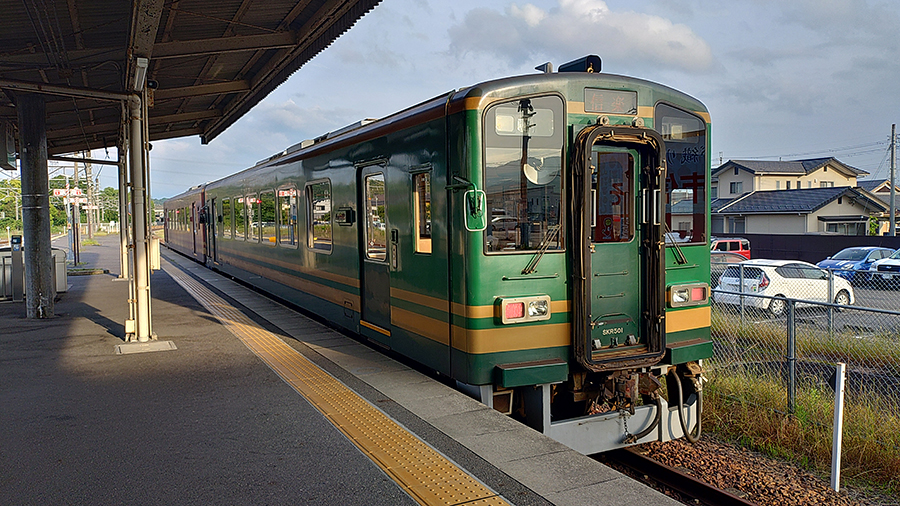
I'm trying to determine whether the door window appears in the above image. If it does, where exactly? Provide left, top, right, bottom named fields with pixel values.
left=364, top=173, right=386, bottom=261
left=413, top=172, right=432, bottom=254
left=591, top=151, right=634, bottom=243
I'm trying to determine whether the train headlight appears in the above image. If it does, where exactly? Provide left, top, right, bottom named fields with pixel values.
left=668, top=283, right=709, bottom=308
left=497, top=295, right=552, bottom=324
left=528, top=299, right=549, bottom=317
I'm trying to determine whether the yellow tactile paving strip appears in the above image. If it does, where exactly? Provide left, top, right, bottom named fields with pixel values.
left=165, top=265, right=511, bottom=506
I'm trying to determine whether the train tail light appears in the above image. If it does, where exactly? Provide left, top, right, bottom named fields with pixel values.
left=497, top=295, right=552, bottom=324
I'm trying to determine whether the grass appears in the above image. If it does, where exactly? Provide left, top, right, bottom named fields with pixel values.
left=706, top=322, right=900, bottom=498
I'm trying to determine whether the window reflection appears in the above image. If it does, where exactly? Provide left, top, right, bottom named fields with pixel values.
left=484, top=95, right=564, bottom=252
left=591, top=151, right=634, bottom=243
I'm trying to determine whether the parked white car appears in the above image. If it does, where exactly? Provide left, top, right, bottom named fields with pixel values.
left=713, top=259, right=855, bottom=317
left=867, top=248, right=900, bottom=286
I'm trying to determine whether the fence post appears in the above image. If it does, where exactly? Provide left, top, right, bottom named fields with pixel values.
left=831, top=362, right=846, bottom=492
left=827, top=269, right=835, bottom=335
left=739, top=263, right=746, bottom=326
left=786, top=299, right=796, bottom=414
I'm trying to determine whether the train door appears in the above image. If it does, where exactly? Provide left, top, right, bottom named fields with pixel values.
left=191, top=202, right=199, bottom=256
left=206, top=198, right=216, bottom=264
left=572, top=126, right=666, bottom=372
left=358, top=166, right=391, bottom=347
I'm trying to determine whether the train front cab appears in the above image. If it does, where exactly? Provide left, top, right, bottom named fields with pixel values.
left=456, top=79, right=712, bottom=454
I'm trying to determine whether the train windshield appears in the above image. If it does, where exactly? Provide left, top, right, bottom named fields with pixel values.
left=483, top=95, right=564, bottom=253
left=657, top=103, right=707, bottom=245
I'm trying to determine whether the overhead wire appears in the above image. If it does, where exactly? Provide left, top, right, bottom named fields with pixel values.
left=721, top=133, right=898, bottom=182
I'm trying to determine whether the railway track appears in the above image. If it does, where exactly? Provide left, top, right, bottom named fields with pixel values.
left=600, top=448, right=758, bottom=506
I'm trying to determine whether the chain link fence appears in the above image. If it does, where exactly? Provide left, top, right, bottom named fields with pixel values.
left=708, top=263, right=900, bottom=483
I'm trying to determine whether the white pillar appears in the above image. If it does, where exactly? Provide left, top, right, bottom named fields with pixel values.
left=128, top=95, right=152, bottom=341
left=830, top=362, right=846, bottom=492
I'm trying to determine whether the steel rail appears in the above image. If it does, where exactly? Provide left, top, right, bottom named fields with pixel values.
left=602, top=448, right=758, bottom=506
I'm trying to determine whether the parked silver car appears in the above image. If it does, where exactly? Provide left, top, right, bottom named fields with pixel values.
left=713, top=259, right=854, bottom=317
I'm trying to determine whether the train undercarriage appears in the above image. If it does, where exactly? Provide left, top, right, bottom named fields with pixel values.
left=467, top=362, right=703, bottom=454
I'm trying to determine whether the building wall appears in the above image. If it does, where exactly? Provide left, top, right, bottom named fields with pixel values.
left=712, top=163, right=859, bottom=198
left=810, top=198, right=872, bottom=233
left=746, top=214, right=807, bottom=234
left=713, top=169, right=756, bottom=198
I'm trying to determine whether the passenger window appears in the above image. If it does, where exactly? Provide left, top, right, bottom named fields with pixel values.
left=235, top=197, right=246, bottom=239
left=307, top=180, right=333, bottom=252
left=247, top=193, right=260, bottom=242
left=413, top=172, right=432, bottom=254
left=260, top=191, right=276, bottom=246
left=222, top=198, right=232, bottom=239
left=278, top=187, right=298, bottom=247
left=364, top=174, right=386, bottom=260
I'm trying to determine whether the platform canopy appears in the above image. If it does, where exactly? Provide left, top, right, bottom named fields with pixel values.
left=0, top=0, right=381, bottom=155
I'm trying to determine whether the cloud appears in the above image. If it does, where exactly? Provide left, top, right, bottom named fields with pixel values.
left=448, top=0, right=714, bottom=72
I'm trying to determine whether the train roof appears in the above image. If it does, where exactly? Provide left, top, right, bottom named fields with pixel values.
left=192, top=68, right=709, bottom=194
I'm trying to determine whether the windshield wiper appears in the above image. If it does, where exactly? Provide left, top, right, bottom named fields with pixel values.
left=522, top=224, right=561, bottom=274
left=664, top=222, right=688, bottom=265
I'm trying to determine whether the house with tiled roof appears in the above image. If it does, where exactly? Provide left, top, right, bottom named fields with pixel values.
left=712, top=158, right=867, bottom=200
left=713, top=186, right=886, bottom=235
left=710, top=158, right=886, bottom=235
left=857, top=179, right=900, bottom=234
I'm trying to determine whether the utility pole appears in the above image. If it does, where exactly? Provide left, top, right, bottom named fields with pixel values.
left=84, top=152, right=94, bottom=239
left=891, top=124, right=896, bottom=237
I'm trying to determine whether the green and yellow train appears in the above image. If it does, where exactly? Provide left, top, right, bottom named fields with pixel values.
left=164, top=56, right=712, bottom=454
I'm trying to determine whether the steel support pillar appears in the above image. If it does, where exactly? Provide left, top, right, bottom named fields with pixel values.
left=128, top=95, right=152, bottom=341
left=117, top=144, right=129, bottom=280
left=16, top=92, right=54, bottom=319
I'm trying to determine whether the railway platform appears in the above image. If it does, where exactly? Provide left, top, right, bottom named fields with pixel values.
left=0, top=233, right=681, bottom=506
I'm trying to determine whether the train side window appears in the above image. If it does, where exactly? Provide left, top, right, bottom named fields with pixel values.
left=306, top=180, right=333, bottom=252
left=235, top=196, right=246, bottom=240
left=413, top=172, right=432, bottom=254
left=222, top=198, right=232, bottom=239
left=278, top=187, right=298, bottom=247
left=260, top=191, right=276, bottom=246
left=364, top=174, right=386, bottom=260
left=248, top=193, right=260, bottom=242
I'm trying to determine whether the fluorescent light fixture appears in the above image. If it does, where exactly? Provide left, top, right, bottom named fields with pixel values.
left=133, top=57, right=149, bottom=92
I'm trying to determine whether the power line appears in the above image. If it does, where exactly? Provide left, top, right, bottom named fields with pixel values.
left=729, top=139, right=889, bottom=161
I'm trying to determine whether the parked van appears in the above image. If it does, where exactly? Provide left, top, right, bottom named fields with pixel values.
left=710, top=237, right=751, bottom=259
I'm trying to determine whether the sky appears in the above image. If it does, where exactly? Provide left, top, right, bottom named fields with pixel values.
left=18, top=0, right=900, bottom=197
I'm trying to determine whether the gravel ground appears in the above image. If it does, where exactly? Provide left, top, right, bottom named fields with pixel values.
left=629, top=436, right=895, bottom=506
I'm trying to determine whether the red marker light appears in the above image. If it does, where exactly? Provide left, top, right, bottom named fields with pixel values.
left=691, top=287, right=706, bottom=301
left=505, top=302, right=525, bottom=320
